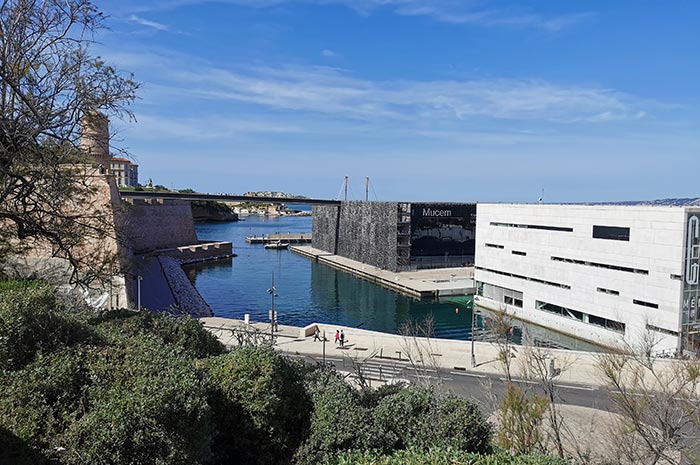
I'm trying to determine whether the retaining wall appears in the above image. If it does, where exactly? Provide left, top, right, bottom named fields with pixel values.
left=124, top=199, right=198, bottom=253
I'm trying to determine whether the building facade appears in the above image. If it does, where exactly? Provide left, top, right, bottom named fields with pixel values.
left=110, top=157, right=139, bottom=187
left=474, top=203, right=700, bottom=354
left=312, top=201, right=476, bottom=272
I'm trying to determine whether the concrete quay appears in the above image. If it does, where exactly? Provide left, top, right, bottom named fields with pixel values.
left=201, top=317, right=618, bottom=389
left=290, top=245, right=475, bottom=299
left=246, top=233, right=312, bottom=244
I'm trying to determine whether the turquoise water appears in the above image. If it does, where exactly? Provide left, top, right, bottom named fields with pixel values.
left=188, top=216, right=476, bottom=339
left=188, top=215, right=602, bottom=350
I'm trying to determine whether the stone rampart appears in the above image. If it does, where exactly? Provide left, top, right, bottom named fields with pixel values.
left=123, top=199, right=198, bottom=253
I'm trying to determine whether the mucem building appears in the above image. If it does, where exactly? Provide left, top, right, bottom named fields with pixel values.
left=312, top=201, right=476, bottom=272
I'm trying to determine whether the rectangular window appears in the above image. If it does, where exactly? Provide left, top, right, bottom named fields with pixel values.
left=597, top=287, right=620, bottom=296
left=670, top=274, right=682, bottom=281
left=593, top=225, right=630, bottom=241
left=633, top=299, right=659, bottom=309
left=646, top=324, right=679, bottom=337
left=490, top=222, right=573, bottom=232
left=551, top=256, right=648, bottom=275
left=475, top=266, right=571, bottom=289
left=485, top=243, right=504, bottom=249
left=535, top=300, right=626, bottom=334
left=512, top=250, right=527, bottom=256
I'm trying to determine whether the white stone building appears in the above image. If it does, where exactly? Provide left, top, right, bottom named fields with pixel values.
left=110, top=157, right=139, bottom=187
left=474, top=203, right=700, bottom=354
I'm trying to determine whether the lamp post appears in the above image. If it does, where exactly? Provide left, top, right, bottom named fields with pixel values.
left=266, top=273, right=278, bottom=343
left=471, top=305, right=479, bottom=368
left=137, top=275, right=142, bottom=311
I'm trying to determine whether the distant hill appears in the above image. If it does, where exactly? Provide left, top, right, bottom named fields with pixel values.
left=587, top=197, right=700, bottom=207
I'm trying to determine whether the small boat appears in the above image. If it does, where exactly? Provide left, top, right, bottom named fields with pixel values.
left=264, top=241, right=289, bottom=250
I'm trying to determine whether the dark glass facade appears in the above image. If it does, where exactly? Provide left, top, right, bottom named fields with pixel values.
left=409, top=203, right=476, bottom=268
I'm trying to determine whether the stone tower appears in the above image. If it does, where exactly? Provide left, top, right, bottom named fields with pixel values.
left=80, top=110, right=110, bottom=168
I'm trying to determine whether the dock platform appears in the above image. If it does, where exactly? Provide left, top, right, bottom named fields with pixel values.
left=246, top=233, right=312, bottom=244
left=290, top=245, right=474, bottom=299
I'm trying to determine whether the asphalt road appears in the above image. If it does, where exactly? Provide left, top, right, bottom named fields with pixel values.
left=282, top=350, right=615, bottom=412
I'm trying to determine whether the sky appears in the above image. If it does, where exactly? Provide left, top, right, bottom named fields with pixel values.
left=92, top=0, right=700, bottom=203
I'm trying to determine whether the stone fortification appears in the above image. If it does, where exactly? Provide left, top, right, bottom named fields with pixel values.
left=123, top=199, right=199, bottom=254
left=313, top=202, right=400, bottom=271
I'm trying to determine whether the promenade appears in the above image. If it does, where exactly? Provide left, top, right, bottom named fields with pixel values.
left=290, top=245, right=475, bottom=298
left=200, top=316, right=640, bottom=389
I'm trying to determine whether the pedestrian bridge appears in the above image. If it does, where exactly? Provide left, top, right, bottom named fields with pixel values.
left=119, top=190, right=341, bottom=206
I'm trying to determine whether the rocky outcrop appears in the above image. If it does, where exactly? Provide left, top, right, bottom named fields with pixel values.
left=190, top=201, right=239, bottom=223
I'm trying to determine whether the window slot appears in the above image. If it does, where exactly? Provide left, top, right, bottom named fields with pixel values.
left=633, top=299, right=659, bottom=309
left=593, top=225, right=630, bottom=241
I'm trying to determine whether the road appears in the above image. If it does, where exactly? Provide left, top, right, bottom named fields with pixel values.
left=281, top=349, right=613, bottom=412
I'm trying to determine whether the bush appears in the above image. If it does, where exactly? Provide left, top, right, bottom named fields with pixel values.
left=0, top=282, right=97, bottom=370
left=372, top=386, right=492, bottom=454
left=202, top=346, right=311, bottom=465
left=327, top=449, right=571, bottom=465
left=295, top=367, right=380, bottom=464
left=0, top=348, right=94, bottom=462
left=92, top=310, right=225, bottom=359
left=62, top=336, right=213, bottom=465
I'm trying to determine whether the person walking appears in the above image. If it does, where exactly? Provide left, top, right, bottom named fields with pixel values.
left=313, top=328, right=321, bottom=342
left=339, top=330, right=345, bottom=348
left=334, top=330, right=340, bottom=345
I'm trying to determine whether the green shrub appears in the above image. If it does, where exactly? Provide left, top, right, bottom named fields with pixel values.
left=0, top=348, right=94, bottom=462
left=93, top=310, right=225, bottom=358
left=0, top=283, right=97, bottom=370
left=202, top=346, right=311, bottom=465
left=295, top=367, right=379, bottom=464
left=372, top=386, right=492, bottom=454
left=327, top=449, right=571, bottom=465
left=62, top=336, right=213, bottom=465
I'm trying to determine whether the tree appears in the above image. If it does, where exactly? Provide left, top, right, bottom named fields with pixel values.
left=597, top=347, right=700, bottom=465
left=0, top=0, right=138, bottom=286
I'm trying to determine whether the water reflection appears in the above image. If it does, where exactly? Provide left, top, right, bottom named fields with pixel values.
left=188, top=216, right=603, bottom=351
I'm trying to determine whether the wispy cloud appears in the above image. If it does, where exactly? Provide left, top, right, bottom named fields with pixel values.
left=321, top=49, right=337, bottom=58
left=128, top=14, right=170, bottom=31
left=122, top=0, right=592, bottom=31
left=118, top=51, right=643, bottom=124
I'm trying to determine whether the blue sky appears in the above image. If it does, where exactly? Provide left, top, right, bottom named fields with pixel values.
left=93, top=0, right=700, bottom=202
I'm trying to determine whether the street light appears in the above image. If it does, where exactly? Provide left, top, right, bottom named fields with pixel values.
left=266, top=273, right=278, bottom=342
left=137, top=275, right=143, bottom=311
left=471, top=305, right=480, bottom=368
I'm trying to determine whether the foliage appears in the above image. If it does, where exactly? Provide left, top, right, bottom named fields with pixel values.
left=373, top=386, right=492, bottom=454
left=327, top=449, right=571, bottom=465
left=0, top=348, right=94, bottom=461
left=0, top=0, right=139, bottom=286
left=201, top=346, right=311, bottom=465
left=497, top=384, right=549, bottom=455
left=295, top=366, right=378, bottom=464
left=62, top=336, right=213, bottom=465
left=92, top=309, right=225, bottom=358
left=0, top=282, right=97, bottom=370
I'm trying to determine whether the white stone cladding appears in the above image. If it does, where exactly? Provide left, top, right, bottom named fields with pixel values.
left=474, top=203, right=693, bottom=353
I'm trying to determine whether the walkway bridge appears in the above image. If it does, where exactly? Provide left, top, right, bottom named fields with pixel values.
left=119, top=191, right=341, bottom=206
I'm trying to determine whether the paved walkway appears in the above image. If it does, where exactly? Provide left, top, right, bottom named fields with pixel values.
left=290, top=246, right=474, bottom=298
left=199, top=317, right=685, bottom=389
